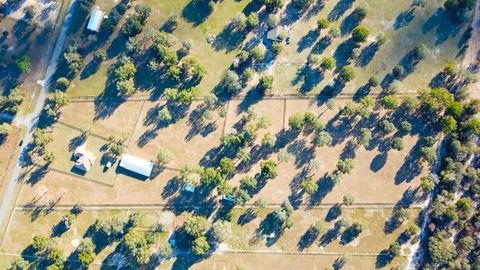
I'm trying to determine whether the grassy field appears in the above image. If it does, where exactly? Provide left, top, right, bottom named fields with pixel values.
left=0, top=206, right=414, bottom=269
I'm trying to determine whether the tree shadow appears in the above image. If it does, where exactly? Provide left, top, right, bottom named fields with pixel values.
left=394, top=8, right=416, bottom=29
left=181, top=0, right=213, bottom=26
left=356, top=42, right=379, bottom=68
left=319, top=221, right=341, bottom=246
left=213, top=25, right=248, bottom=53
left=340, top=11, right=361, bottom=36
left=297, top=29, right=320, bottom=52
left=297, top=225, right=320, bottom=251
left=333, top=39, right=357, bottom=69
left=422, top=8, right=462, bottom=45
left=327, top=0, right=354, bottom=22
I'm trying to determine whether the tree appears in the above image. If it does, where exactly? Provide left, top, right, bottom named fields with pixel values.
left=420, top=146, right=437, bottom=164
left=122, top=16, right=144, bottom=37
left=8, top=258, right=29, bottom=270
left=343, top=194, right=354, bottom=206
left=259, top=75, right=274, bottom=93
left=221, top=70, right=241, bottom=94
left=391, top=138, right=404, bottom=151
left=317, top=18, right=330, bottom=29
left=260, top=160, right=278, bottom=179
left=329, top=26, right=340, bottom=38
left=272, top=41, right=284, bottom=55
left=184, top=216, right=211, bottom=238
left=352, top=25, right=369, bottom=43
left=336, top=158, right=354, bottom=174
left=56, top=77, right=70, bottom=91
left=247, top=13, right=260, bottom=29
left=240, top=176, right=257, bottom=192
left=388, top=242, right=401, bottom=257
left=32, top=234, right=49, bottom=253
left=320, top=56, right=336, bottom=70
left=158, top=242, right=172, bottom=258
left=428, top=231, right=457, bottom=266
left=237, top=148, right=251, bottom=163
left=231, top=12, right=247, bottom=31
left=314, top=131, right=333, bottom=147
left=288, top=112, right=305, bottom=130
left=413, top=44, right=429, bottom=60
left=219, top=157, right=235, bottom=176
left=420, top=176, right=435, bottom=192
left=212, top=220, right=232, bottom=243
left=156, top=149, right=172, bottom=166
left=0, top=123, right=12, bottom=135
left=392, top=65, right=405, bottom=78
left=62, top=51, right=84, bottom=75
left=78, top=238, right=96, bottom=267
left=352, top=5, right=368, bottom=20
left=0, top=88, right=25, bottom=114
left=262, top=132, right=277, bottom=148
left=359, top=128, right=372, bottom=147
left=43, top=151, right=55, bottom=164
left=338, top=66, right=355, bottom=82
left=399, top=121, right=412, bottom=134
left=192, top=236, right=210, bottom=255
left=301, top=178, right=318, bottom=194
left=158, top=107, right=173, bottom=123
left=17, top=55, right=32, bottom=73
left=381, top=95, right=400, bottom=110
left=379, top=119, right=395, bottom=134
left=32, top=128, right=53, bottom=148
left=263, top=0, right=284, bottom=12
left=277, top=149, right=294, bottom=163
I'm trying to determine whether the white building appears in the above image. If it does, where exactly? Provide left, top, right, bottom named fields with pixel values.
left=74, top=144, right=96, bottom=172
left=87, top=7, right=104, bottom=32
left=119, top=154, right=154, bottom=178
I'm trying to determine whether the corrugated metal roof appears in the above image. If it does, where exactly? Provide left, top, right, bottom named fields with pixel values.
left=87, top=8, right=104, bottom=32
left=119, top=154, right=154, bottom=177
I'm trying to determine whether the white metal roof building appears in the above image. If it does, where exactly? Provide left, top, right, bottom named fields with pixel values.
left=119, top=154, right=154, bottom=177
left=87, top=8, right=104, bottom=32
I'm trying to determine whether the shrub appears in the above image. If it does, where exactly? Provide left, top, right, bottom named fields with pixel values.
left=247, top=13, right=260, bottom=29
left=260, top=160, right=278, bottom=179
left=320, top=56, right=336, bottom=70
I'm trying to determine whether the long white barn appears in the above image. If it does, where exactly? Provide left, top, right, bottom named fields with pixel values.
left=119, top=154, right=154, bottom=177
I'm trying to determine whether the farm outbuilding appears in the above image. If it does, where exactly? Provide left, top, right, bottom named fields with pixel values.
left=87, top=7, right=104, bottom=32
left=119, top=154, right=154, bottom=178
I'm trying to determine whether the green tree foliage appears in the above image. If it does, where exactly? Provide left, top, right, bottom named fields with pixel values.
left=317, top=18, right=330, bottom=29
left=212, top=220, right=232, bottom=243
left=260, top=160, right=278, bottom=179
left=420, top=176, right=436, bottom=193
left=17, top=55, right=32, bottom=73
left=343, top=194, right=355, bottom=206
left=219, top=157, right=235, bottom=176
left=338, top=65, right=355, bottom=82
left=32, top=128, right=53, bottom=149
left=428, top=231, right=457, bottom=266
left=359, top=128, right=372, bottom=147
left=192, top=236, right=210, bottom=255
left=185, top=216, right=211, bottom=238
left=0, top=88, right=25, bottom=114
left=352, top=25, right=369, bottom=43
left=336, top=158, right=354, bottom=174
left=381, top=95, right=400, bottom=110
left=78, top=238, right=96, bottom=267
left=391, top=138, right=404, bottom=151
left=221, top=70, right=241, bottom=94
left=320, top=56, right=336, bottom=70
left=301, top=178, right=318, bottom=194
left=0, top=123, right=12, bottom=135
left=259, top=75, right=274, bottom=93
left=314, top=131, right=333, bottom=147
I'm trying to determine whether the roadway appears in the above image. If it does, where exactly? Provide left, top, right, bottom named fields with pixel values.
left=0, top=0, right=78, bottom=233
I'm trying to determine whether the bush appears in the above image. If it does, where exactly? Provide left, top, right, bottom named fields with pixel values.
left=352, top=25, right=369, bottom=43
left=272, top=41, right=284, bottom=55
left=413, top=44, right=429, bottom=60
left=368, top=76, right=379, bottom=87
left=288, top=112, right=305, bottom=130
left=336, top=158, right=354, bottom=174
left=314, top=131, right=333, bottom=147
left=392, top=65, right=405, bottom=78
